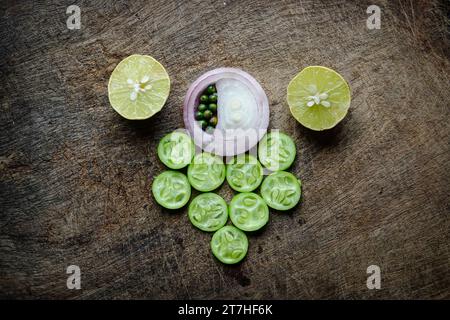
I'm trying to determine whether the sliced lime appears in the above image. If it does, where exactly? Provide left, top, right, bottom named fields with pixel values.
left=108, top=54, right=170, bottom=120
left=287, top=66, right=350, bottom=130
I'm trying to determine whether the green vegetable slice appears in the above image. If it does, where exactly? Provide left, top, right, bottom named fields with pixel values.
left=211, top=225, right=248, bottom=264
left=258, top=132, right=296, bottom=171
left=260, top=171, right=301, bottom=210
left=187, top=152, right=226, bottom=192
left=229, top=193, right=269, bottom=232
left=188, top=193, right=228, bottom=232
left=157, top=131, right=195, bottom=169
left=152, top=171, right=191, bottom=209
left=226, top=154, right=263, bottom=192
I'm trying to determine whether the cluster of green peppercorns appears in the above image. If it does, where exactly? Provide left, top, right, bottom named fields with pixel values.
left=195, top=84, right=218, bottom=132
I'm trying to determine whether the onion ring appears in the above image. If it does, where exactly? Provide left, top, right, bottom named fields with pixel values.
left=183, top=68, right=269, bottom=156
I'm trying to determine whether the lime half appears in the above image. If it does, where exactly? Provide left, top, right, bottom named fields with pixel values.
left=108, top=54, right=170, bottom=120
left=287, top=66, right=350, bottom=131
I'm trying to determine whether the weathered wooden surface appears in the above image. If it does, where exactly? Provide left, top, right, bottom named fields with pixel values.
left=0, top=0, right=449, bottom=299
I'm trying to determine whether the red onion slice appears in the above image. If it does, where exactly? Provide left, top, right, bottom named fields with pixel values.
left=183, top=68, right=269, bottom=156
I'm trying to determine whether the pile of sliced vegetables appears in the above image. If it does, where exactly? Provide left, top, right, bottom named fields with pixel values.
left=108, top=56, right=352, bottom=264
left=152, top=130, right=301, bottom=264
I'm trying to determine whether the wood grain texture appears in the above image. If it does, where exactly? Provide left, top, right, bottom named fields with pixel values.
left=0, top=0, right=449, bottom=299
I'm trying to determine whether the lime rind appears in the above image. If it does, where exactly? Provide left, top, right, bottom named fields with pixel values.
left=108, top=54, right=170, bottom=120
left=287, top=66, right=350, bottom=131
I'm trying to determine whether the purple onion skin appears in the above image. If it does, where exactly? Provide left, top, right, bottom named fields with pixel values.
left=183, top=68, right=269, bottom=157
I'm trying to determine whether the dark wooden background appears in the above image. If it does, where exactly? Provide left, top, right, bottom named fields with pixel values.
left=1, top=0, right=449, bottom=299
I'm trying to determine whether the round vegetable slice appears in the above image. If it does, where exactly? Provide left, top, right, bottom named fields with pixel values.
left=187, top=152, right=226, bottom=192
left=157, top=131, right=195, bottom=169
left=108, top=54, right=170, bottom=120
left=260, top=171, right=301, bottom=210
left=183, top=68, right=269, bottom=156
left=152, top=171, right=191, bottom=209
left=287, top=66, right=351, bottom=130
left=226, top=154, right=263, bottom=192
left=188, top=193, right=228, bottom=232
left=211, top=226, right=248, bottom=264
left=258, top=132, right=296, bottom=171
left=229, top=193, right=269, bottom=232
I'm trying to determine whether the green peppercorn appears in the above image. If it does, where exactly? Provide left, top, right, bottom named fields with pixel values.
left=208, top=93, right=218, bottom=103
left=199, top=120, right=208, bottom=129
left=198, top=104, right=207, bottom=112
left=195, top=111, right=203, bottom=120
left=208, top=103, right=217, bottom=113
left=200, top=95, right=209, bottom=103
left=209, top=116, right=218, bottom=126
left=203, top=109, right=213, bottom=120
left=206, top=85, right=216, bottom=95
